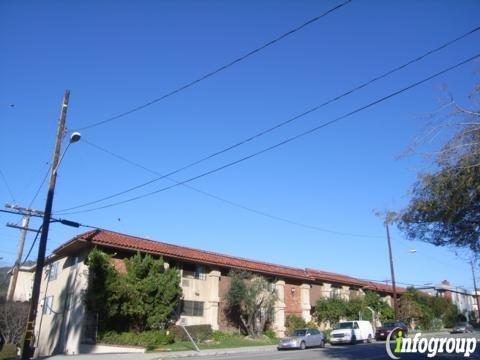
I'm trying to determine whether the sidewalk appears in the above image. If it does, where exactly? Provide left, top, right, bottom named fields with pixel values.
left=48, top=345, right=277, bottom=360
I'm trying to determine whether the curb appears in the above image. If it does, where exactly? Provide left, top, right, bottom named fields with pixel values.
left=152, top=345, right=277, bottom=359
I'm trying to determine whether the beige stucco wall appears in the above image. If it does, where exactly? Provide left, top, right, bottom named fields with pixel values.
left=33, top=254, right=89, bottom=357
left=177, top=269, right=220, bottom=329
left=7, top=268, right=34, bottom=302
left=300, top=284, right=311, bottom=322
left=273, top=280, right=286, bottom=337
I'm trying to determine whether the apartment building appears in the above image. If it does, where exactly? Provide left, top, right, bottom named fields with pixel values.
left=9, top=229, right=403, bottom=357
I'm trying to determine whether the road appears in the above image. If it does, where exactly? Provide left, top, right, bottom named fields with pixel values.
left=170, top=341, right=480, bottom=360
left=50, top=334, right=480, bottom=360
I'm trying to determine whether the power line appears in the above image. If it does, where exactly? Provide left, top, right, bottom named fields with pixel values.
left=28, top=165, right=51, bottom=208
left=0, top=168, right=16, bottom=203
left=80, top=138, right=383, bottom=238
left=57, top=53, right=480, bottom=214
left=75, top=0, right=352, bottom=132
left=56, top=27, right=480, bottom=212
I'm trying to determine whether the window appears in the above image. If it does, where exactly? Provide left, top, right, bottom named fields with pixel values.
left=70, top=255, right=80, bottom=268
left=48, top=262, right=59, bottom=281
left=182, top=264, right=206, bottom=280
left=181, top=300, right=204, bottom=317
left=330, top=287, right=342, bottom=299
left=43, top=296, right=54, bottom=315
left=195, top=265, right=206, bottom=280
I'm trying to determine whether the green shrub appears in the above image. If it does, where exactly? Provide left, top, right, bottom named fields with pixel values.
left=306, top=320, right=318, bottom=329
left=263, top=329, right=277, bottom=340
left=212, top=330, right=232, bottom=342
left=98, top=330, right=174, bottom=348
left=170, top=324, right=213, bottom=343
left=285, top=315, right=306, bottom=335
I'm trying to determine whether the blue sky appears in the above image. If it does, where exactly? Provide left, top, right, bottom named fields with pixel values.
left=1, top=0, right=479, bottom=290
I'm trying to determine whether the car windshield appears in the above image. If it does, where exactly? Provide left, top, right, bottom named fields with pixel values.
left=382, top=322, right=396, bottom=329
left=455, top=322, right=467, bottom=326
left=334, top=322, right=353, bottom=330
left=293, top=330, right=307, bottom=336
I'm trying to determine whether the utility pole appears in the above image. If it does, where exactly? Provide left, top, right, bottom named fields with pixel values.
left=5, top=205, right=44, bottom=302
left=470, top=260, right=480, bottom=322
left=21, top=90, right=70, bottom=360
left=385, top=221, right=399, bottom=320
left=7, top=215, right=29, bottom=301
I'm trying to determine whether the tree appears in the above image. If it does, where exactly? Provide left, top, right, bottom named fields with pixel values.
left=0, top=301, right=29, bottom=344
left=363, top=291, right=394, bottom=322
left=84, top=248, right=122, bottom=332
left=225, top=270, right=277, bottom=337
left=85, top=248, right=182, bottom=333
left=397, top=85, right=480, bottom=253
left=285, top=315, right=306, bottom=335
left=314, top=297, right=347, bottom=325
left=121, top=253, right=182, bottom=330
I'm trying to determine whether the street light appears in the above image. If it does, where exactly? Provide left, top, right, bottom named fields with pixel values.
left=70, top=132, right=81, bottom=143
left=21, top=91, right=79, bottom=360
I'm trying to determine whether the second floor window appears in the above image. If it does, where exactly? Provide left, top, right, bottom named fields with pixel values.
left=48, top=262, right=59, bottom=281
left=183, top=264, right=207, bottom=280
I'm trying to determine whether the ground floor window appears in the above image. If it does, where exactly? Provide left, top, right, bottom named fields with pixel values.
left=181, top=300, right=204, bottom=317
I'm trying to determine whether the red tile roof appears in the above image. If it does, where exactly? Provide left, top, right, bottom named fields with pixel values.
left=56, top=230, right=311, bottom=280
left=54, top=229, right=404, bottom=294
left=305, top=268, right=366, bottom=287
left=363, top=281, right=407, bottom=294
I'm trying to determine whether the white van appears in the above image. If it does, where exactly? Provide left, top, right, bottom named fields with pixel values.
left=329, top=320, right=374, bottom=344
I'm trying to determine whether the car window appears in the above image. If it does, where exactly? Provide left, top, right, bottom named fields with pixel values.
left=334, top=322, right=353, bottom=329
left=293, top=329, right=307, bottom=336
left=310, top=329, right=319, bottom=335
left=354, top=322, right=359, bottom=329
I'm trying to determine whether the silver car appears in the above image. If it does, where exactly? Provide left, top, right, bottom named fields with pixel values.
left=278, top=328, right=325, bottom=350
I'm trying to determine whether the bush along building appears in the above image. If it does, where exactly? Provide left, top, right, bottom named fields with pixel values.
left=10, top=229, right=404, bottom=356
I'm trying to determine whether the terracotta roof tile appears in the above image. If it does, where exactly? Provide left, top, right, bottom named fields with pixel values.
left=53, top=229, right=406, bottom=295
left=63, top=230, right=311, bottom=280
left=305, top=268, right=366, bottom=287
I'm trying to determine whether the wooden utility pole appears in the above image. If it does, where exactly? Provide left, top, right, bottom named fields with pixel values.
left=7, top=215, right=29, bottom=301
left=21, top=90, right=70, bottom=360
left=470, top=260, right=480, bottom=322
left=385, top=221, right=399, bottom=320
left=5, top=205, right=44, bottom=302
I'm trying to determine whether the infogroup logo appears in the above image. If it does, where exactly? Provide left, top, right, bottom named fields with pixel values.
left=385, top=328, right=477, bottom=359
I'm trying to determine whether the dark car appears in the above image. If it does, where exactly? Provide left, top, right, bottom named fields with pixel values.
left=375, top=321, right=408, bottom=340
left=451, top=322, right=474, bottom=334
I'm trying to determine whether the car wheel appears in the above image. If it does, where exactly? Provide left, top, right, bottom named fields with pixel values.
left=300, top=341, right=306, bottom=350
left=367, top=334, right=373, bottom=343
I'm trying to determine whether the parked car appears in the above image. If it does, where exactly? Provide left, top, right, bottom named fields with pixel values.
left=451, top=322, right=474, bottom=334
left=375, top=321, right=409, bottom=340
left=330, top=320, right=374, bottom=345
left=278, top=328, right=325, bottom=350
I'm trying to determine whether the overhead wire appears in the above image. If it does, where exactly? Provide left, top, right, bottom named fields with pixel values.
left=75, top=0, right=352, bottom=131
left=57, top=27, right=480, bottom=212
left=81, top=138, right=383, bottom=238
left=57, top=53, right=480, bottom=214
left=0, top=168, right=16, bottom=203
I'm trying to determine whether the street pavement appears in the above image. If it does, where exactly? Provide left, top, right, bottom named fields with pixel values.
left=49, top=333, right=480, bottom=360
